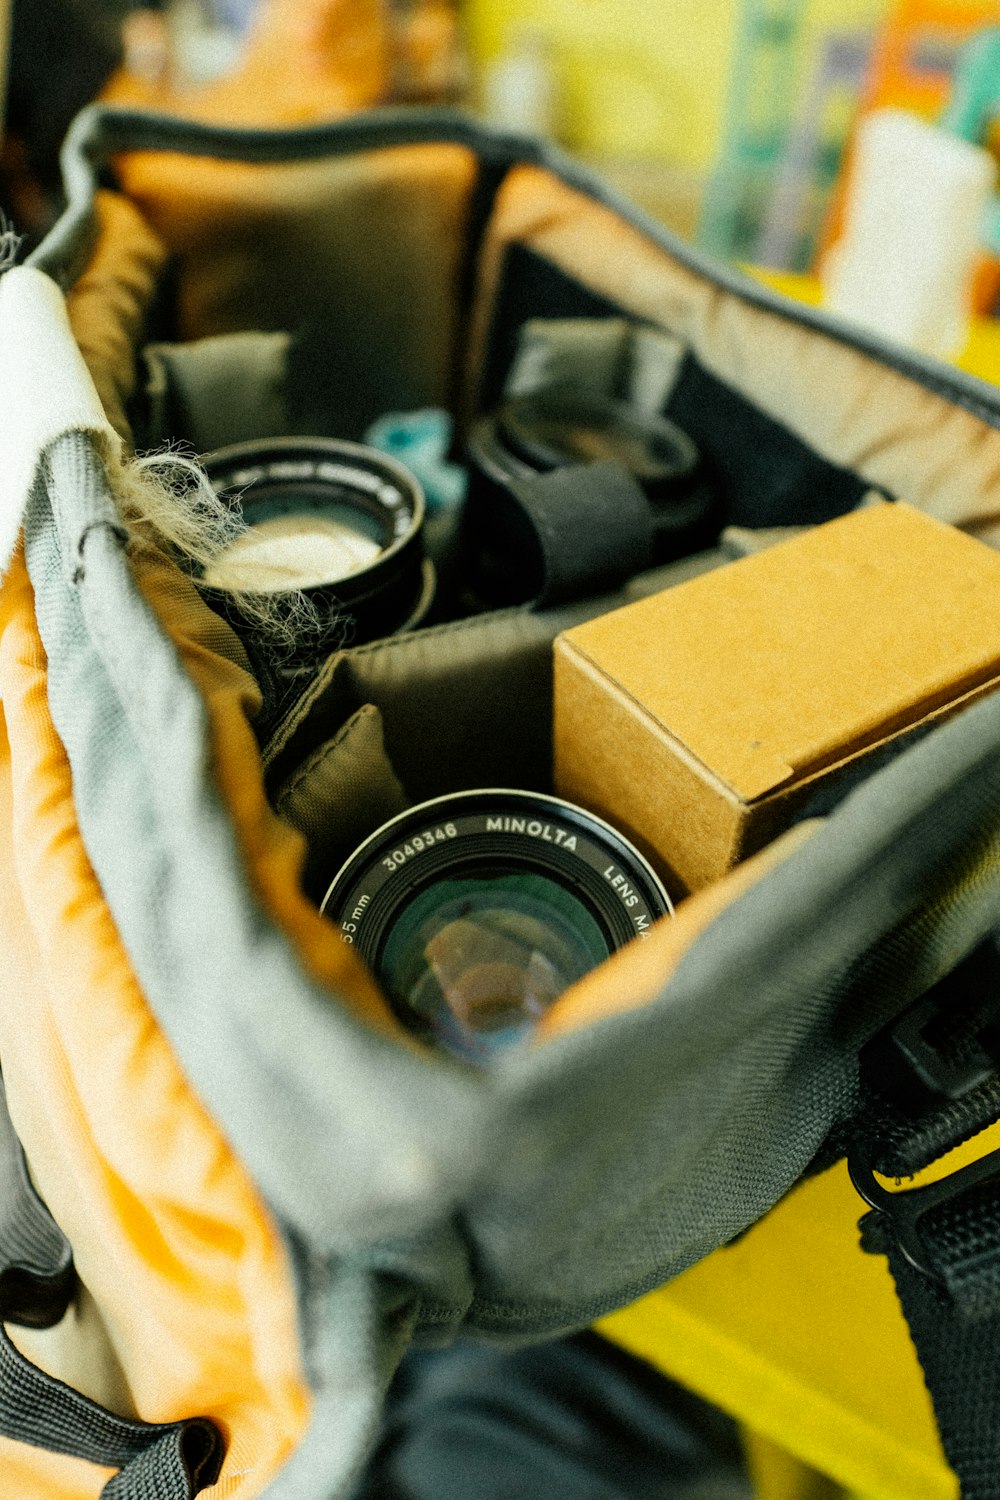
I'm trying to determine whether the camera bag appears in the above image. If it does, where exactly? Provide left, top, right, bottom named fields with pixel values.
left=2, top=103, right=1000, bottom=1498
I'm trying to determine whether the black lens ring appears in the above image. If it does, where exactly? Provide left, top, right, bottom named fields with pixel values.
left=200, top=436, right=428, bottom=654
left=359, top=838, right=637, bottom=957
left=464, top=396, right=717, bottom=608
left=497, top=387, right=700, bottom=486
left=321, top=789, right=672, bottom=1027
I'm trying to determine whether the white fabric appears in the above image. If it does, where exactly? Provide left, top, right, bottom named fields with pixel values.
left=0, top=266, right=120, bottom=578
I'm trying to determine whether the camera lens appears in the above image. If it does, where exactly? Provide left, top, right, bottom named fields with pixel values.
left=321, top=789, right=672, bottom=1063
left=464, top=388, right=717, bottom=607
left=496, top=387, right=700, bottom=497
left=201, top=437, right=431, bottom=664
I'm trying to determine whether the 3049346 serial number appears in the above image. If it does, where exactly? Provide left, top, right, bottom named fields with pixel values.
left=339, top=824, right=461, bottom=943
left=381, top=823, right=458, bottom=872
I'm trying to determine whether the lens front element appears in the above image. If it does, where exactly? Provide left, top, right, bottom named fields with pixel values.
left=381, top=869, right=610, bottom=1062
left=201, top=438, right=428, bottom=655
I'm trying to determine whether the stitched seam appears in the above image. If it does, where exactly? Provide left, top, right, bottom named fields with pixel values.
left=345, top=606, right=529, bottom=662
left=275, top=712, right=371, bottom=809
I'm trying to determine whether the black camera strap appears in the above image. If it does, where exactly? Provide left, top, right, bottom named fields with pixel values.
left=860, top=1176, right=1000, bottom=1500
left=845, top=941, right=1000, bottom=1499
left=0, top=1074, right=223, bottom=1497
left=466, top=459, right=656, bottom=608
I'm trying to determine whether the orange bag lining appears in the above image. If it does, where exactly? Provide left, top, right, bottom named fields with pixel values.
left=65, top=190, right=170, bottom=447
left=0, top=553, right=311, bottom=1499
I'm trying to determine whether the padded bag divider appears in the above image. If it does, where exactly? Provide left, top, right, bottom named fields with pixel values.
left=5, top=105, right=1000, bottom=1496
left=64, top=120, right=480, bottom=444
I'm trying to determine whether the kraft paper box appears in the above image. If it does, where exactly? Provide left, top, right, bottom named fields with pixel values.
left=554, top=502, right=1000, bottom=895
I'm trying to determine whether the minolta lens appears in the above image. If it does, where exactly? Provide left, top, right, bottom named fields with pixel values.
left=321, top=789, right=672, bottom=1064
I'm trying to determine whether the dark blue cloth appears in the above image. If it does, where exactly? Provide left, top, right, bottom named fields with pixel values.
left=352, top=1333, right=752, bottom=1500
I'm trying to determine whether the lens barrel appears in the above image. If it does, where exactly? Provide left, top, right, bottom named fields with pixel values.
left=497, top=387, right=700, bottom=495
left=201, top=437, right=430, bottom=665
left=463, top=388, right=716, bottom=606
left=321, top=789, right=672, bottom=1063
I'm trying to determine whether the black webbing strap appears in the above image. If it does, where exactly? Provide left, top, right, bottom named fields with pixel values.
left=467, top=460, right=655, bottom=607
left=855, top=1162, right=1000, bottom=1500
left=847, top=939, right=1000, bottom=1498
left=0, top=1076, right=224, bottom=1496
left=518, top=461, right=655, bottom=606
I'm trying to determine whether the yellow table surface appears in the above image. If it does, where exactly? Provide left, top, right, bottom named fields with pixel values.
left=600, top=1115, right=1000, bottom=1500
left=598, top=1159, right=951, bottom=1499
left=599, top=274, right=1000, bottom=1499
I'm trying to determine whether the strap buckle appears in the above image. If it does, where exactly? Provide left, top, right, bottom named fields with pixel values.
left=850, top=952, right=1000, bottom=1283
left=858, top=943, right=1000, bottom=1115
left=849, top=1140, right=1000, bottom=1282
left=867, top=991, right=1000, bottom=1105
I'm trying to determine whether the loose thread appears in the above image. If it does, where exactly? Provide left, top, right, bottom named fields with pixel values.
left=110, top=447, right=329, bottom=657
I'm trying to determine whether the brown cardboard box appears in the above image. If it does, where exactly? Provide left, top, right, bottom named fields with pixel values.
left=554, top=502, right=1000, bottom=895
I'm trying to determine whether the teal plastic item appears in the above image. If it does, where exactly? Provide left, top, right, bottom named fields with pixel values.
left=940, top=27, right=1000, bottom=145
left=940, top=27, right=1000, bottom=257
left=364, top=408, right=468, bottom=513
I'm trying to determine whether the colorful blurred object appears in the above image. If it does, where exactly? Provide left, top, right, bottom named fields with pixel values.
left=104, top=0, right=466, bottom=125
left=938, top=22, right=1000, bottom=306
left=821, top=106, right=996, bottom=354
left=696, top=0, right=890, bottom=271
left=815, top=0, right=1000, bottom=292
left=940, top=21, right=1000, bottom=139
left=853, top=0, right=1000, bottom=117
left=754, top=25, right=873, bottom=269
left=393, top=0, right=468, bottom=104
left=697, top=0, right=808, bottom=262
left=104, top=0, right=393, bottom=121
left=463, top=0, right=738, bottom=173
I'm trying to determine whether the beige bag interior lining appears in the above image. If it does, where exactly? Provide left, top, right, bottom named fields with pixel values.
left=79, top=144, right=1000, bottom=545
left=115, top=143, right=480, bottom=443
left=467, top=164, right=1000, bottom=542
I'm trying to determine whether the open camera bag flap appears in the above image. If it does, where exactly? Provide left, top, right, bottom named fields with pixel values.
left=2, top=104, right=1000, bottom=1500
